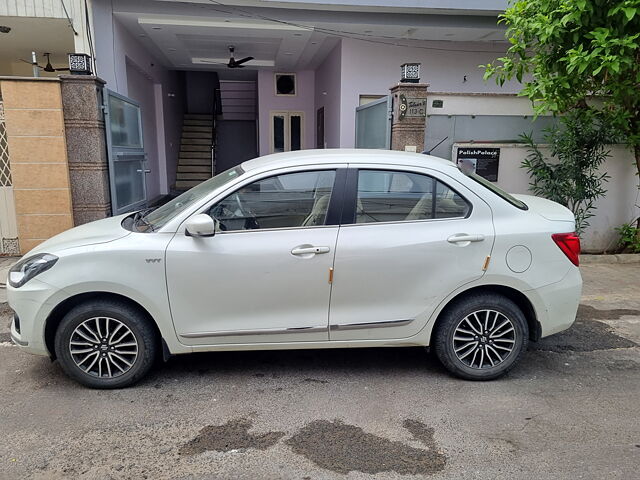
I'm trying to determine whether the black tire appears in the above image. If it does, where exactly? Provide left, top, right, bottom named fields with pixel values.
left=433, top=293, right=528, bottom=381
left=54, top=299, right=158, bottom=389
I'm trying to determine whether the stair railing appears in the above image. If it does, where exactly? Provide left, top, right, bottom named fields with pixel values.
left=210, top=88, right=220, bottom=176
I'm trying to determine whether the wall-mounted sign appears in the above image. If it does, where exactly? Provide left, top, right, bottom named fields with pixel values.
left=398, top=94, right=426, bottom=120
left=406, top=98, right=427, bottom=117
left=456, top=147, right=500, bottom=182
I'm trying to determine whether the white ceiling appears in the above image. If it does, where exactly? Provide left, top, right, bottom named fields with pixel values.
left=113, top=1, right=507, bottom=74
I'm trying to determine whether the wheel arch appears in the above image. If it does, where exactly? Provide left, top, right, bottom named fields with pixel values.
left=429, top=284, right=541, bottom=345
left=44, top=291, right=162, bottom=360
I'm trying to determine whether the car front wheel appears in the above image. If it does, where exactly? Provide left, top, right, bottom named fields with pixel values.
left=54, top=299, right=158, bottom=389
left=433, top=293, right=528, bottom=380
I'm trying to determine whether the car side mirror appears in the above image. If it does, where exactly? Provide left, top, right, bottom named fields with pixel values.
left=185, top=214, right=216, bottom=237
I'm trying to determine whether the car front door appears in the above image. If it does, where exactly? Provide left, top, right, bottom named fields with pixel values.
left=328, top=166, right=494, bottom=341
left=166, top=166, right=345, bottom=346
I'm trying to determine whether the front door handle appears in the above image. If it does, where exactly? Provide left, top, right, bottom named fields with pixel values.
left=291, top=246, right=330, bottom=256
left=447, top=234, right=485, bottom=244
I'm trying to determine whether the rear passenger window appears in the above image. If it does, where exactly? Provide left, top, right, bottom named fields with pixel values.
left=355, top=170, right=469, bottom=224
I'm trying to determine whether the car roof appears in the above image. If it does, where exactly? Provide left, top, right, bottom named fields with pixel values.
left=241, top=149, right=456, bottom=173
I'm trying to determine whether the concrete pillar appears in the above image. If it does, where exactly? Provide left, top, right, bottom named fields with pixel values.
left=59, top=75, right=111, bottom=225
left=389, top=82, right=429, bottom=152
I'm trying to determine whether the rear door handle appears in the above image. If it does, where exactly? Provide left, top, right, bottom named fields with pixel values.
left=447, top=234, right=485, bottom=244
left=291, top=246, right=330, bottom=256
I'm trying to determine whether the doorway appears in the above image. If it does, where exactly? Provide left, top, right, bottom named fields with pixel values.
left=270, top=111, right=304, bottom=153
left=104, top=89, right=148, bottom=215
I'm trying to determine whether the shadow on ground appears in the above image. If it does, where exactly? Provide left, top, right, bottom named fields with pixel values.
left=533, top=304, right=638, bottom=353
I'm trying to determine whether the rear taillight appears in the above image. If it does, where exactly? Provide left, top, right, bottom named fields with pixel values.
left=552, top=232, right=580, bottom=266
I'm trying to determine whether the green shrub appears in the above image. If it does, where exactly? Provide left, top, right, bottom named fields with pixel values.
left=521, top=109, right=616, bottom=236
left=615, top=222, right=640, bottom=253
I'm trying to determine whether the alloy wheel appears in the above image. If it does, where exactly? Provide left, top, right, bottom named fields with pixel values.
left=68, top=317, right=139, bottom=378
left=452, top=310, right=516, bottom=369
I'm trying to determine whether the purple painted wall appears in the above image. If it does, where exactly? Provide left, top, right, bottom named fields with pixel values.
left=92, top=1, right=185, bottom=194
left=257, top=70, right=315, bottom=156
left=314, top=43, right=342, bottom=149
left=338, top=38, right=515, bottom=147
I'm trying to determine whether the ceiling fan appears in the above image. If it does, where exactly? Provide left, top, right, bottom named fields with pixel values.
left=225, top=46, right=253, bottom=68
left=19, top=53, right=69, bottom=72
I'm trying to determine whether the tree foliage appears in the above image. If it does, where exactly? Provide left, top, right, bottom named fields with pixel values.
left=521, top=110, right=615, bottom=235
left=483, top=0, right=640, bottom=176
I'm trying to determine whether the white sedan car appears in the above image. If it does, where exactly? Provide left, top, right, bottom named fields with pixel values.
left=8, top=150, right=582, bottom=388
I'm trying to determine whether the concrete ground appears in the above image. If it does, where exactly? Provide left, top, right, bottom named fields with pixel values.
left=0, top=263, right=638, bottom=480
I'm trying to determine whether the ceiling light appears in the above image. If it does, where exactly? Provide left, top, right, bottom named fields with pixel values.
left=139, top=33, right=146, bottom=37
left=293, top=33, right=302, bottom=37
left=283, top=52, right=293, bottom=55
left=168, top=48, right=177, bottom=52
left=152, top=26, right=162, bottom=30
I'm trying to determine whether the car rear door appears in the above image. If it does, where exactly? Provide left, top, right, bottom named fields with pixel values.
left=328, top=165, right=495, bottom=341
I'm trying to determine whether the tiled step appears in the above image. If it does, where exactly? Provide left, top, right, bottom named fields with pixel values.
left=183, top=119, right=213, bottom=127
left=182, top=132, right=213, bottom=139
left=178, top=157, right=211, bottom=166
left=181, top=138, right=210, bottom=145
left=182, top=125, right=212, bottom=133
left=178, top=165, right=212, bottom=173
left=176, top=180, right=205, bottom=189
left=176, top=172, right=211, bottom=181
left=179, top=150, right=210, bottom=159
left=180, top=145, right=210, bottom=152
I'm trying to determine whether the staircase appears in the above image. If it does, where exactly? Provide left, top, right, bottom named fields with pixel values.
left=175, top=114, right=214, bottom=190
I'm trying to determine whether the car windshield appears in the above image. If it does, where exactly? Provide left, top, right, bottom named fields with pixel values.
left=142, top=166, right=244, bottom=230
left=458, top=166, right=528, bottom=210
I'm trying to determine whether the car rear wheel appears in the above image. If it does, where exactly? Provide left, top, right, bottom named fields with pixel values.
left=433, top=293, right=528, bottom=380
left=54, top=299, right=158, bottom=389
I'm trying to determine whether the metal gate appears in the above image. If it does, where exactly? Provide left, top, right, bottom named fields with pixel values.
left=355, top=96, right=392, bottom=149
left=103, top=89, right=149, bottom=215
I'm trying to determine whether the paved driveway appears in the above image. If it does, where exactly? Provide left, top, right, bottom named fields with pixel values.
left=0, top=263, right=639, bottom=479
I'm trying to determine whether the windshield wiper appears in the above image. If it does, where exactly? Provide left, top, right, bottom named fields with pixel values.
left=133, top=208, right=156, bottom=232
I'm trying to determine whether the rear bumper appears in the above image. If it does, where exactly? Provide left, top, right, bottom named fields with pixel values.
left=527, top=266, right=582, bottom=338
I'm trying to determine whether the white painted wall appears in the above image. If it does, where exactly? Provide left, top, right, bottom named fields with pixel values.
left=426, top=93, right=549, bottom=117
left=453, top=142, right=640, bottom=252
left=338, top=38, right=518, bottom=148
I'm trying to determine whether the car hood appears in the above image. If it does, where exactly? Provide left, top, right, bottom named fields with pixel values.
left=27, top=214, right=132, bottom=256
left=512, top=194, right=575, bottom=222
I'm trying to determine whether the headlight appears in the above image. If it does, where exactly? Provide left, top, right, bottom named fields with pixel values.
left=8, top=253, right=58, bottom=288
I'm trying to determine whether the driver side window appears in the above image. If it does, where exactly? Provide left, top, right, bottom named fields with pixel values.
left=209, top=170, right=336, bottom=231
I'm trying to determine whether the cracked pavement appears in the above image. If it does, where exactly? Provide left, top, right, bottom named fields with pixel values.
left=0, top=263, right=639, bottom=479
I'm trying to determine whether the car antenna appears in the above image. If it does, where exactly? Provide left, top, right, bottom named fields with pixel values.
left=422, top=136, right=448, bottom=155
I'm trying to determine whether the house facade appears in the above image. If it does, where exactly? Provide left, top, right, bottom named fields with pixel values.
left=0, top=0, right=638, bottom=252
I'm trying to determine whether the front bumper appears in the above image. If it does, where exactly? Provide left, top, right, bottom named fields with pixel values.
left=7, top=278, right=62, bottom=356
